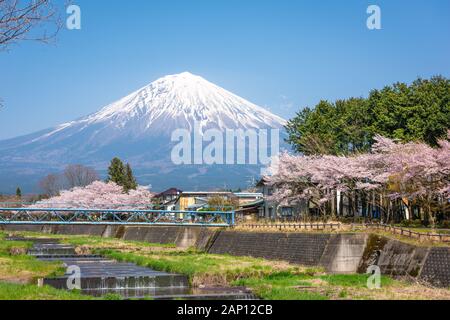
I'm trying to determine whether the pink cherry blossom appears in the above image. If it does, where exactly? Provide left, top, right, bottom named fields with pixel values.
left=31, top=181, right=154, bottom=209
left=267, top=133, right=449, bottom=220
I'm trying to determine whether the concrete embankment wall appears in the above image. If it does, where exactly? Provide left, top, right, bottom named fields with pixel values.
left=207, top=232, right=331, bottom=266
left=206, top=231, right=368, bottom=273
left=1, top=224, right=449, bottom=287
left=0, top=224, right=217, bottom=249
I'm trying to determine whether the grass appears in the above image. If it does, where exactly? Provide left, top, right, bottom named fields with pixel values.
left=96, top=248, right=313, bottom=287
left=13, top=231, right=176, bottom=250
left=0, top=232, right=94, bottom=300
left=366, top=230, right=450, bottom=248
left=404, top=228, right=450, bottom=235
left=319, top=274, right=394, bottom=288
left=234, top=272, right=400, bottom=300
left=0, top=282, right=94, bottom=300
left=0, top=232, right=65, bottom=283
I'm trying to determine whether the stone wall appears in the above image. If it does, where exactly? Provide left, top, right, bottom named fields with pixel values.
left=208, top=231, right=331, bottom=266
left=357, top=234, right=449, bottom=287
left=358, top=234, right=428, bottom=277
left=207, top=232, right=367, bottom=273
left=121, top=226, right=219, bottom=248
left=0, top=224, right=109, bottom=236
left=419, top=247, right=450, bottom=287
left=0, top=224, right=219, bottom=249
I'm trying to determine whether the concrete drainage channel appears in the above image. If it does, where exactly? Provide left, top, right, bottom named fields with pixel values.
left=7, top=237, right=255, bottom=300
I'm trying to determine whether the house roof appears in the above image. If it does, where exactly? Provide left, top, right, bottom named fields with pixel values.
left=155, top=188, right=182, bottom=198
left=240, top=199, right=264, bottom=208
left=256, top=177, right=270, bottom=187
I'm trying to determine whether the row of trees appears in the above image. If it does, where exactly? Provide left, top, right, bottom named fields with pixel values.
left=286, top=76, right=449, bottom=155
left=32, top=157, right=148, bottom=209
left=268, top=134, right=449, bottom=226
left=32, top=181, right=153, bottom=209
left=277, top=76, right=449, bottom=225
left=38, top=157, right=138, bottom=197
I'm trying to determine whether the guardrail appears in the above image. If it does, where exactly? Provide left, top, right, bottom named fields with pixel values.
left=234, top=222, right=450, bottom=242
left=0, top=207, right=235, bottom=227
left=360, top=223, right=450, bottom=242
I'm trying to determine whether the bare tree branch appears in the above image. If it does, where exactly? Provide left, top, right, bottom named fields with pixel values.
left=0, top=0, right=65, bottom=51
left=63, top=164, right=99, bottom=189
left=38, top=173, right=61, bottom=197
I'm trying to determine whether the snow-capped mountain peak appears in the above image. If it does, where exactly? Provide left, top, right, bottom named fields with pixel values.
left=58, top=72, right=286, bottom=136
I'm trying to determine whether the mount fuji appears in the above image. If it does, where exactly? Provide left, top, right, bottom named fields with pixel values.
left=0, top=72, right=287, bottom=192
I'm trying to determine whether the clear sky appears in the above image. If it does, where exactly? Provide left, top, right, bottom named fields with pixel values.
left=1, top=0, right=449, bottom=140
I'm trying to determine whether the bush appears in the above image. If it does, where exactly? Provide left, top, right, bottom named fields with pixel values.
left=400, top=219, right=425, bottom=228
left=438, top=220, right=450, bottom=229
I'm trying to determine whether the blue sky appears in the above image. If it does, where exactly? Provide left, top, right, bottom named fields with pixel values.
left=0, top=0, right=449, bottom=140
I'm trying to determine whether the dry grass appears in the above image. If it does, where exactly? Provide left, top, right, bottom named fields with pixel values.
left=344, top=283, right=450, bottom=300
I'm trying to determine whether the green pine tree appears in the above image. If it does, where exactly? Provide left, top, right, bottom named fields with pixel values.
left=107, top=157, right=126, bottom=187
left=16, top=187, right=22, bottom=198
left=124, top=163, right=138, bottom=192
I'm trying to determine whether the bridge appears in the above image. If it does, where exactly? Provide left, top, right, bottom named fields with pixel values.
left=0, top=207, right=235, bottom=227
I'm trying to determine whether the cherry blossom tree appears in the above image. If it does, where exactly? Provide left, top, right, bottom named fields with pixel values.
left=267, top=133, right=450, bottom=225
left=31, top=181, right=154, bottom=209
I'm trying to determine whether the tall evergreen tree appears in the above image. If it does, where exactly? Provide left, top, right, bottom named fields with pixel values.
left=106, top=158, right=138, bottom=192
left=107, top=157, right=126, bottom=187
left=124, top=163, right=138, bottom=192
left=16, top=187, right=22, bottom=198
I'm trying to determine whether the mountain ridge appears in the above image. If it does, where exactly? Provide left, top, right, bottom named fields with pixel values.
left=0, top=72, right=287, bottom=192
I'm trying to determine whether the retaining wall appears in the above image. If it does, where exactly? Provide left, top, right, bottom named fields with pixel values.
left=419, top=247, right=450, bottom=287
left=0, top=224, right=219, bottom=249
left=320, top=234, right=368, bottom=273
left=357, top=234, right=429, bottom=277
left=208, top=231, right=331, bottom=266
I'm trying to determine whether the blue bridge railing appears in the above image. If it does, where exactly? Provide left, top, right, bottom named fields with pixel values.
left=0, top=208, right=235, bottom=227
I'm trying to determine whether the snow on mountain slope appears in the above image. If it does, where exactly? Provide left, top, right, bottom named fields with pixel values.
left=27, top=72, right=286, bottom=146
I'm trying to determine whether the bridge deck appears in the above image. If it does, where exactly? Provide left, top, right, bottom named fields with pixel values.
left=0, top=207, right=235, bottom=227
